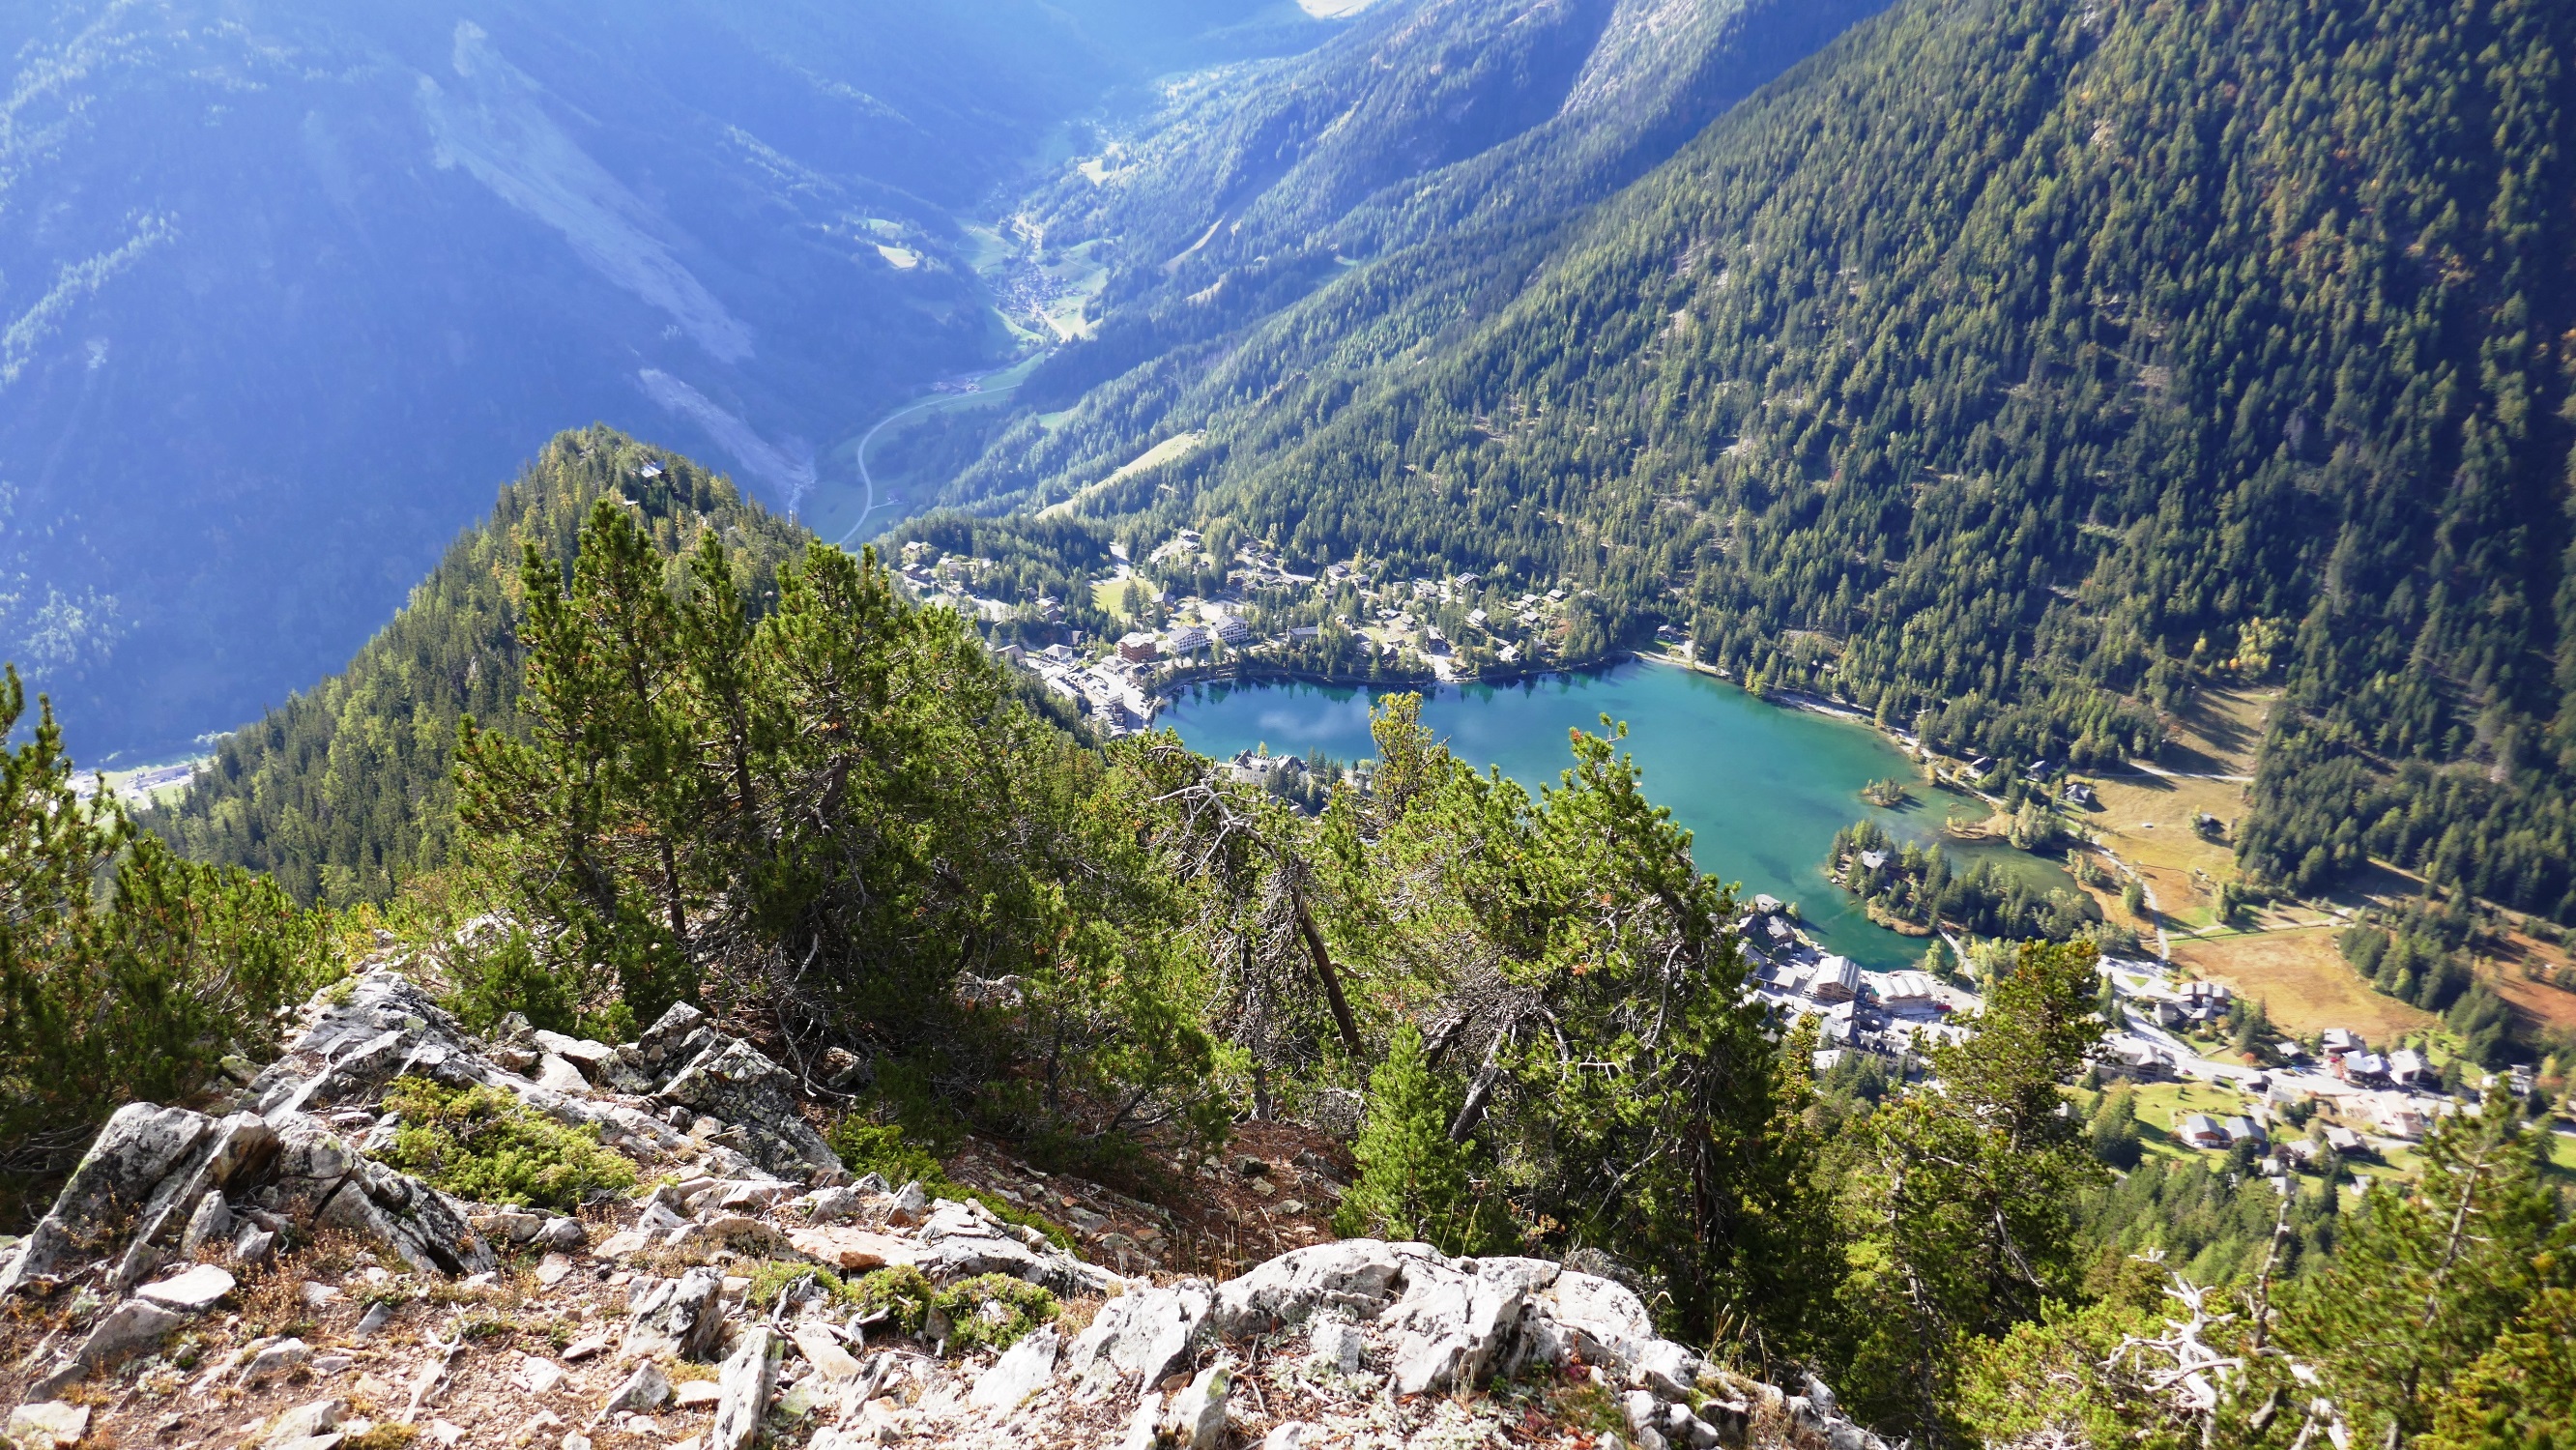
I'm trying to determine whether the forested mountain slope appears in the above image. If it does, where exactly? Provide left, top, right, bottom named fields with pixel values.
left=1033, top=0, right=2576, bottom=922
left=912, top=0, right=1888, bottom=512
left=143, top=429, right=809, bottom=906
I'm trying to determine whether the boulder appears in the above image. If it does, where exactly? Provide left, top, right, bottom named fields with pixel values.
left=625, top=1267, right=727, bottom=1360
left=788, top=1326, right=864, bottom=1383
left=1208, top=1238, right=1411, bottom=1337
left=76, top=1296, right=189, bottom=1366
left=2, top=1103, right=216, bottom=1293
left=181, top=1189, right=235, bottom=1257
left=968, top=1325, right=1059, bottom=1411
left=1062, top=1279, right=1213, bottom=1398
left=1161, top=1362, right=1230, bottom=1450
left=708, top=1327, right=782, bottom=1450
left=6, top=1403, right=91, bottom=1450
left=272, top=1117, right=494, bottom=1277
left=596, top=1361, right=669, bottom=1417
left=137, top=1262, right=238, bottom=1313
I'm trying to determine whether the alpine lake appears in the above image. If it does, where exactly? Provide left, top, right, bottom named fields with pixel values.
left=1161, top=658, right=2078, bottom=970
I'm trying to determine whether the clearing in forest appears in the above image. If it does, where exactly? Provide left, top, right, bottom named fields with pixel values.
left=2170, top=926, right=2435, bottom=1042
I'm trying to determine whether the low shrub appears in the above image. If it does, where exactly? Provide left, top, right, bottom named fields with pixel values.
left=841, top=1265, right=1056, bottom=1354
left=378, top=1074, right=635, bottom=1210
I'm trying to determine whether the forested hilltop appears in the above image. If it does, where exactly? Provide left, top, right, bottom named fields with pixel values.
left=950, top=0, right=2576, bottom=925
left=144, top=430, right=811, bottom=905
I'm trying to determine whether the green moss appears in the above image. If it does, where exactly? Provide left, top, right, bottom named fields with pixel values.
left=839, top=1265, right=1056, bottom=1355
left=378, top=1074, right=636, bottom=1210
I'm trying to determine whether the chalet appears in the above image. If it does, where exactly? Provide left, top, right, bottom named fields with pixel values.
left=1858, top=849, right=1889, bottom=870
left=1496, top=645, right=1521, bottom=663
left=2378, top=1106, right=2430, bottom=1142
left=1809, top=955, right=1864, bottom=1004
left=2220, top=1116, right=2267, bottom=1146
left=2336, top=1052, right=2390, bottom=1086
left=1040, top=644, right=1076, bottom=665
left=2064, top=781, right=2095, bottom=805
left=2388, top=1048, right=2428, bottom=1088
left=2321, top=1124, right=2364, bottom=1154
left=2099, top=1039, right=2170, bottom=1081
left=2177, top=1114, right=2231, bottom=1150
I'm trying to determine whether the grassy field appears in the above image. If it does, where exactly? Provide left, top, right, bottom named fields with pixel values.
left=2171, top=927, right=2436, bottom=1040
left=1040, top=432, right=1204, bottom=519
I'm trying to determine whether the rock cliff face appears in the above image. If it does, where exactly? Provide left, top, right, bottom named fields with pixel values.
left=0, top=969, right=1886, bottom=1450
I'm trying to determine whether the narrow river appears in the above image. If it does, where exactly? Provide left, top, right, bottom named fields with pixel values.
left=1163, top=659, right=2066, bottom=969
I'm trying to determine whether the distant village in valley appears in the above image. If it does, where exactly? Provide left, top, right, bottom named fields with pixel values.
left=892, top=529, right=1590, bottom=737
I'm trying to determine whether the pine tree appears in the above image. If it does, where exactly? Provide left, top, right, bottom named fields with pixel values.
left=1, top=667, right=311, bottom=1185
left=1335, top=1024, right=1486, bottom=1254
left=2273, top=1090, right=2570, bottom=1447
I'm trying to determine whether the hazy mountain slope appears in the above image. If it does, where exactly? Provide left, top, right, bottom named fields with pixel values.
left=905, top=0, right=1888, bottom=513
left=0, top=0, right=1306, bottom=761
left=1068, top=0, right=2576, bottom=919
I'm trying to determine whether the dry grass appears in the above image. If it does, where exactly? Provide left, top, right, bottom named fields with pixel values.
left=2171, top=927, right=2436, bottom=1040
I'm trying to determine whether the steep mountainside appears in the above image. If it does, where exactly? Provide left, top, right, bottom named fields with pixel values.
left=899, top=0, right=1889, bottom=513
left=142, top=429, right=809, bottom=906
left=0, top=0, right=1315, bottom=760
left=1025, top=0, right=2576, bottom=922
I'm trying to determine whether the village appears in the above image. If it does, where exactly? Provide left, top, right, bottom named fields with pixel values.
left=1736, top=883, right=2547, bottom=1194
left=891, top=530, right=1581, bottom=737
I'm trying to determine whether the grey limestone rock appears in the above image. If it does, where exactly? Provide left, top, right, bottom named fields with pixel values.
left=1161, top=1362, right=1230, bottom=1450
left=1208, top=1238, right=1412, bottom=1338
left=1063, top=1278, right=1214, bottom=1398
left=74, top=1296, right=188, bottom=1367
left=967, top=1324, right=1059, bottom=1410
left=625, top=1266, right=728, bottom=1360
left=180, top=1189, right=234, bottom=1257
left=1, top=1104, right=212, bottom=1294
left=655, top=1036, right=842, bottom=1183
left=708, top=1326, right=781, bottom=1450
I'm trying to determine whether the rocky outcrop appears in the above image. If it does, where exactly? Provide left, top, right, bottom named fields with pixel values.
left=5, top=966, right=1895, bottom=1450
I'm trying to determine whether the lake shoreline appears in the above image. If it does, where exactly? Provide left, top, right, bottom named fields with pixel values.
left=1156, top=657, right=1974, bottom=968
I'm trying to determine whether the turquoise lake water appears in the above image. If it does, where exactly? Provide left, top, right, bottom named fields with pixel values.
left=1163, top=659, right=2028, bottom=969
